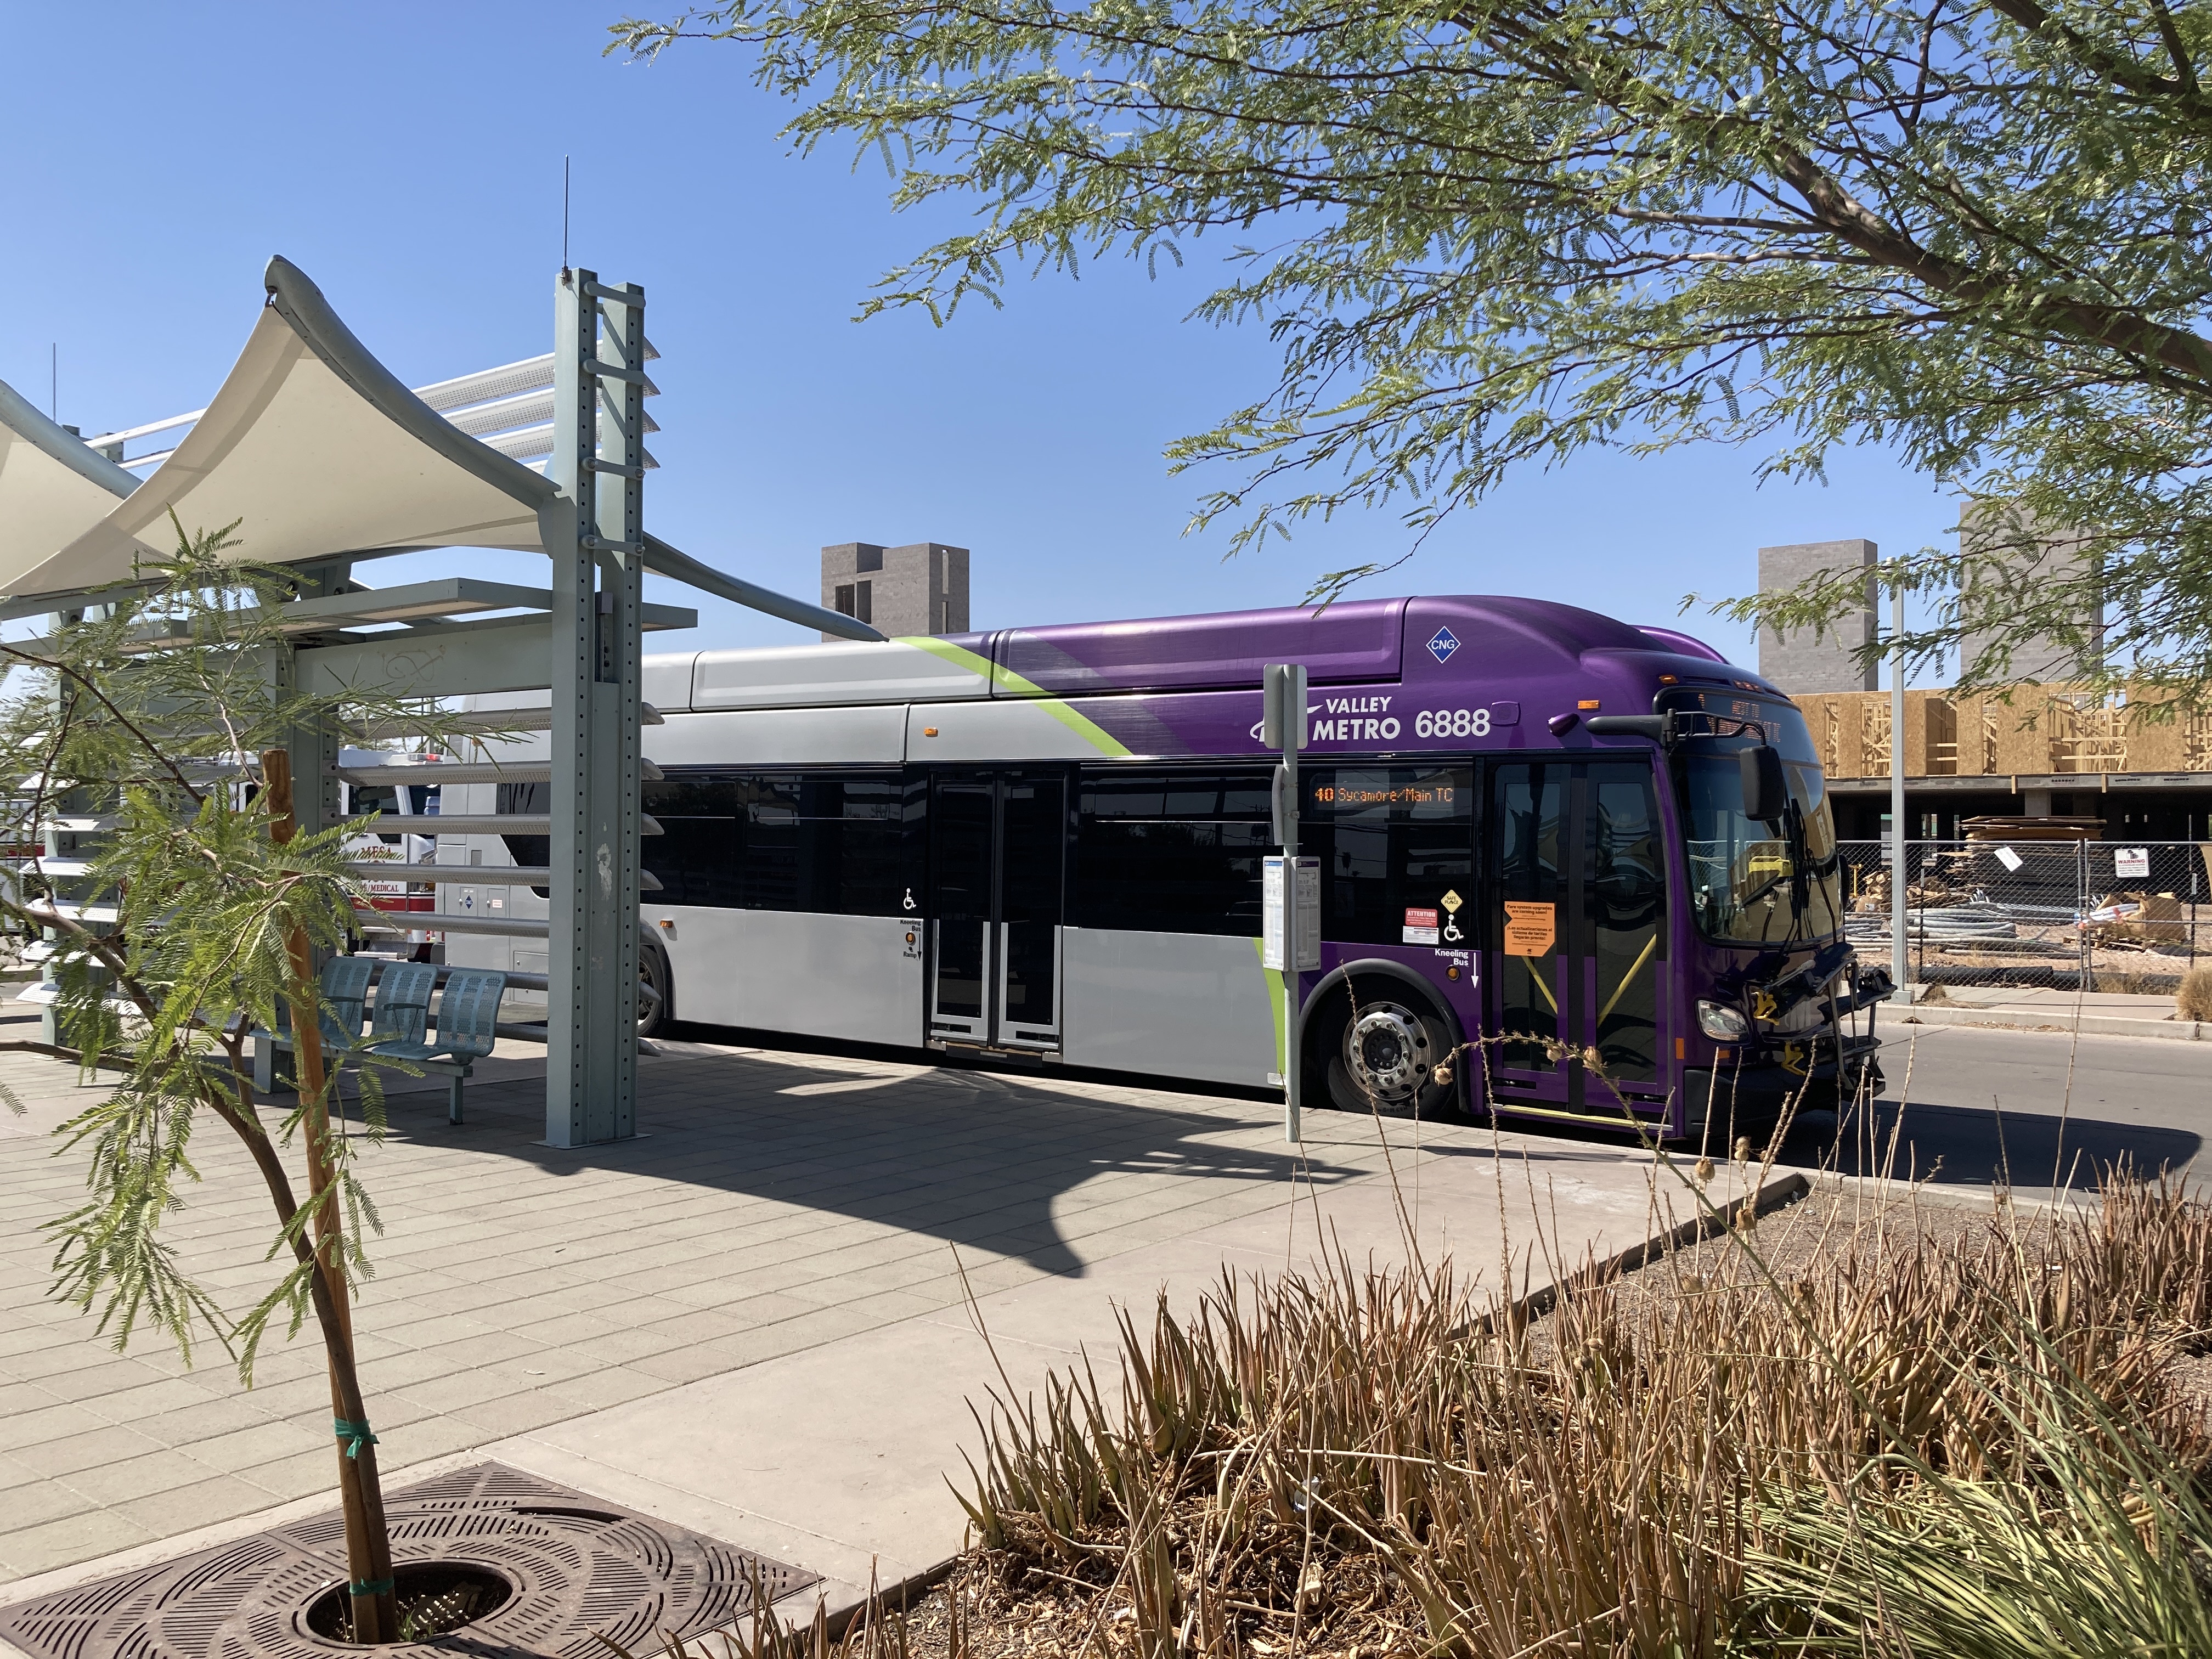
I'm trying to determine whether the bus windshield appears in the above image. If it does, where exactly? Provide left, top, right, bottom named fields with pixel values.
left=1664, top=690, right=1844, bottom=945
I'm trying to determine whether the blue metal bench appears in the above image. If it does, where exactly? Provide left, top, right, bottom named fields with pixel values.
left=251, top=955, right=378, bottom=1094
left=366, top=965, right=508, bottom=1125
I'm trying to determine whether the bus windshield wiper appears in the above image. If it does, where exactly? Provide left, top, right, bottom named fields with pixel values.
left=1735, top=868, right=1792, bottom=912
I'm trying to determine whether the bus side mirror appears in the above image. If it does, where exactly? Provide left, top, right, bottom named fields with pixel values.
left=1740, top=746, right=1787, bottom=821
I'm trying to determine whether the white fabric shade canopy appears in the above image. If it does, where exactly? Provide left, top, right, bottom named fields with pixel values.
left=0, top=257, right=880, bottom=640
left=1, top=259, right=558, bottom=599
left=0, top=378, right=140, bottom=594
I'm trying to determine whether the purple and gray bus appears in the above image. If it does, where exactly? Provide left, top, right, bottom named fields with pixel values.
left=449, top=594, right=1890, bottom=1138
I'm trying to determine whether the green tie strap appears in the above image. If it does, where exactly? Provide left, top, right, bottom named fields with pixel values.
left=333, top=1417, right=379, bottom=1459
left=348, top=1576, right=396, bottom=1598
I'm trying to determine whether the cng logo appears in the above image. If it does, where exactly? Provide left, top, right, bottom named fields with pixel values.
left=1425, top=625, right=1461, bottom=664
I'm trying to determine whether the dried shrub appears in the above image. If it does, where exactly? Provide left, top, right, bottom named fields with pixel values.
left=945, top=1168, right=2212, bottom=1659
left=2179, top=966, right=2212, bottom=1023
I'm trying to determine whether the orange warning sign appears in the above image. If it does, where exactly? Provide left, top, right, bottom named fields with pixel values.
left=1503, top=901, right=1555, bottom=957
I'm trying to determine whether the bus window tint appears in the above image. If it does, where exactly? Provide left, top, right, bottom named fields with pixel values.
left=1589, top=768, right=1664, bottom=1080
left=642, top=771, right=907, bottom=916
left=1073, top=769, right=1271, bottom=936
left=496, top=780, right=550, bottom=884
left=1300, top=766, right=1474, bottom=945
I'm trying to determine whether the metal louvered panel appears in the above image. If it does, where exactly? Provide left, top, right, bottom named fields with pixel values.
left=412, top=354, right=557, bottom=412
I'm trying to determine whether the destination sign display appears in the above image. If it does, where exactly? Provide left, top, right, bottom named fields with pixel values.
left=1304, top=766, right=1471, bottom=818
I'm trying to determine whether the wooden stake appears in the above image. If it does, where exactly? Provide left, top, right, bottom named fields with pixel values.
left=262, top=749, right=398, bottom=1641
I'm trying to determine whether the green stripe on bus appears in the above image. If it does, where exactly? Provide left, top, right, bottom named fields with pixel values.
left=896, top=636, right=1133, bottom=758
left=1253, top=937, right=1287, bottom=1079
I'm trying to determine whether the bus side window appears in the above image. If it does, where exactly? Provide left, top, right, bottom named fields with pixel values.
left=496, top=781, right=552, bottom=895
left=1072, top=767, right=1272, bottom=937
left=643, top=770, right=906, bottom=916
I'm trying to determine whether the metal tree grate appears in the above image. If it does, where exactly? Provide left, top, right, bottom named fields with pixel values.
left=0, top=1463, right=818, bottom=1659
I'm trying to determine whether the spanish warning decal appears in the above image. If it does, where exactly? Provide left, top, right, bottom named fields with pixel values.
left=1402, top=907, right=1441, bottom=945
left=1502, top=901, right=1556, bottom=957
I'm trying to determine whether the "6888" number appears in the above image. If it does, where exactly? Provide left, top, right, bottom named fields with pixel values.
left=1415, top=707, right=1492, bottom=739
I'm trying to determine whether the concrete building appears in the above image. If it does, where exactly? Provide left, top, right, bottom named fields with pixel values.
left=821, top=541, right=969, bottom=640
left=1957, top=501, right=2103, bottom=683
left=1756, top=539, right=1878, bottom=695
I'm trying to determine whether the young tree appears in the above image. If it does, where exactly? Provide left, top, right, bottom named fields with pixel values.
left=616, top=0, right=2212, bottom=695
left=1, top=528, right=479, bottom=1640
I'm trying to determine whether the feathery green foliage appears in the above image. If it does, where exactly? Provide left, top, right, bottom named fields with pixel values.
left=0, top=521, right=485, bottom=1381
left=616, top=0, right=2212, bottom=695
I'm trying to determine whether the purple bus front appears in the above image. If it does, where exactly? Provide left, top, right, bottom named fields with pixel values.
left=990, top=594, right=1889, bottom=1139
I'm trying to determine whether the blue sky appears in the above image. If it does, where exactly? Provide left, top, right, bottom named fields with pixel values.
left=4, top=1, right=1959, bottom=678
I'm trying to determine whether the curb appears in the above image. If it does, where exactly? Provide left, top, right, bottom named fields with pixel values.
left=1446, top=1170, right=1810, bottom=1339
left=1892, top=1005, right=2204, bottom=1041
left=1509, top=1170, right=1813, bottom=1324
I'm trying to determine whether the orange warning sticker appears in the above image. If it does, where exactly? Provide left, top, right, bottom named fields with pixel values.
left=1502, top=901, right=1555, bottom=957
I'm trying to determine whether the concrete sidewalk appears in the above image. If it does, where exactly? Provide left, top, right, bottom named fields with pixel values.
left=0, top=1033, right=1738, bottom=1633
left=1893, top=984, right=2205, bottom=1041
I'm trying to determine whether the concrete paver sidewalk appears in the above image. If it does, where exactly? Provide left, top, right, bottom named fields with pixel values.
left=0, top=1029, right=1728, bottom=1631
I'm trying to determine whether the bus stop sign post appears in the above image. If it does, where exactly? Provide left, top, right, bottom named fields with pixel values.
left=1261, top=664, right=1317, bottom=1143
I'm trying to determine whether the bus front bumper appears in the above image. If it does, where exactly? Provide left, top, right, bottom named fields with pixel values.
left=1682, top=1031, right=1884, bottom=1137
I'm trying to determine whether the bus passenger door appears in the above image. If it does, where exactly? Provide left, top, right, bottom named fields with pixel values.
left=926, top=771, right=1067, bottom=1051
left=996, top=775, right=1065, bottom=1049
left=1485, top=759, right=1668, bottom=1116
left=927, top=779, right=994, bottom=1043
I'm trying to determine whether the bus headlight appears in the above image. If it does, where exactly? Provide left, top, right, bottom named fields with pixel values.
left=1697, top=1000, right=1751, bottom=1040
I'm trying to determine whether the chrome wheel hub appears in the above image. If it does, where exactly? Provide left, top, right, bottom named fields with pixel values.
left=1344, top=1005, right=1431, bottom=1102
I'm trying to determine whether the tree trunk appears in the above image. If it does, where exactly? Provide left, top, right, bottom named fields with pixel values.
left=262, top=749, right=398, bottom=1643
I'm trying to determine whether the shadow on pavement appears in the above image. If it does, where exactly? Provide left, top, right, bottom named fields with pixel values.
left=1787, top=1099, right=2203, bottom=1195
left=341, top=1048, right=1365, bottom=1278
left=325, top=1041, right=1675, bottom=1279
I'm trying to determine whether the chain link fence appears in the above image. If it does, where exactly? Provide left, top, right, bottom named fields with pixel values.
left=1837, top=839, right=2210, bottom=991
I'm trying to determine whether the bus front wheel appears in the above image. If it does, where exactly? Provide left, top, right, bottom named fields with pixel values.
left=1310, top=981, right=1455, bottom=1119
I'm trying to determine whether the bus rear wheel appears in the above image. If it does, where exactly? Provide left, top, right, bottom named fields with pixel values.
left=1312, top=981, right=1455, bottom=1119
left=639, top=942, right=670, bottom=1039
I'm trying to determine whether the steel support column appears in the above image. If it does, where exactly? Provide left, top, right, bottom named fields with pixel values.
left=278, top=560, right=353, bottom=845
left=543, top=268, right=644, bottom=1147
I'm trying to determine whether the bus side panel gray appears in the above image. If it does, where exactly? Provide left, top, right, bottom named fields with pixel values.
left=642, top=907, right=920, bottom=1045
left=1060, top=928, right=1278, bottom=1087
left=905, top=699, right=1108, bottom=763
left=641, top=652, right=698, bottom=714
left=646, top=705, right=906, bottom=768
left=690, top=639, right=988, bottom=710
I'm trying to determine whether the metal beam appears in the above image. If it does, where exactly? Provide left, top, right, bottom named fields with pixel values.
left=278, top=577, right=566, bottom=630
left=640, top=533, right=885, bottom=642
left=295, top=614, right=559, bottom=701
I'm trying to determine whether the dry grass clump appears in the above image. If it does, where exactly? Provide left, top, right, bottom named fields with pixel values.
left=625, top=1169, right=2212, bottom=1659
left=2179, top=965, right=2212, bottom=1022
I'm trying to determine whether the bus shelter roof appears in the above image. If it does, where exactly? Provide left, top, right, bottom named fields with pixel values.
left=0, top=258, right=879, bottom=640
left=0, top=376, right=140, bottom=593
left=0, top=258, right=557, bottom=600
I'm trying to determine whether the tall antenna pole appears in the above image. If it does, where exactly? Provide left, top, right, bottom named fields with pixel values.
left=562, top=156, right=571, bottom=275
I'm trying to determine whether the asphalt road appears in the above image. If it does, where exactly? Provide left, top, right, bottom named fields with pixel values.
left=1797, top=1023, right=2210, bottom=1202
